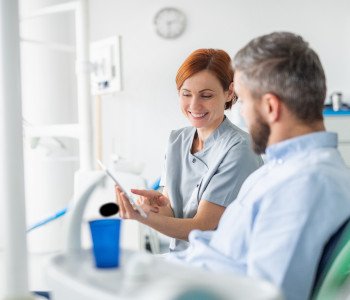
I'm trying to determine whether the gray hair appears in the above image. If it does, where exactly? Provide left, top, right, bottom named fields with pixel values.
left=233, top=32, right=326, bottom=122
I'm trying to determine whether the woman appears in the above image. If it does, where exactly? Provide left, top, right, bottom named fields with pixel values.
left=116, top=49, right=263, bottom=252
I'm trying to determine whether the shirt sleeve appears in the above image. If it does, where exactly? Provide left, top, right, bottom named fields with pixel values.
left=167, top=229, right=246, bottom=274
left=201, top=142, right=262, bottom=207
left=159, top=132, right=173, bottom=188
left=159, top=152, right=167, bottom=188
left=247, top=176, right=334, bottom=300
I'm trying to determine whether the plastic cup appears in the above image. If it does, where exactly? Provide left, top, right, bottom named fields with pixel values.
left=89, top=218, right=121, bottom=268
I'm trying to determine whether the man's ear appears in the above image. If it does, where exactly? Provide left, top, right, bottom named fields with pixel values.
left=261, top=93, right=281, bottom=123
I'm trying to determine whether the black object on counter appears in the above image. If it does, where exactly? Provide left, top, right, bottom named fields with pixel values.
left=99, top=202, right=119, bottom=217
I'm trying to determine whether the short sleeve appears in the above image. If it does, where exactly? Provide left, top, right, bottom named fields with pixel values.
left=159, top=152, right=167, bottom=188
left=159, top=131, right=174, bottom=188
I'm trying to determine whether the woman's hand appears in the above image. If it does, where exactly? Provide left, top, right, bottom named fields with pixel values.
left=131, top=189, right=173, bottom=217
left=115, top=187, right=163, bottom=219
left=115, top=186, right=146, bottom=220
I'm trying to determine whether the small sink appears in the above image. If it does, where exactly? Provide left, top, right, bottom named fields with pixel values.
left=46, top=249, right=283, bottom=300
left=46, top=249, right=126, bottom=300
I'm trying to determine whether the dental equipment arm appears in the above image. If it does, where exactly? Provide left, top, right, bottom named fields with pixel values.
left=65, top=172, right=106, bottom=254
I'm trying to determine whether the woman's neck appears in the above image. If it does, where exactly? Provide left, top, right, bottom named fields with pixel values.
left=191, top=116, right=225, bottom=153
left=191, top=132, right=204, bottom=154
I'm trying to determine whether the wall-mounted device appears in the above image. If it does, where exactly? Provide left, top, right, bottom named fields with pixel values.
left=90, top=36, right=122, bottom=95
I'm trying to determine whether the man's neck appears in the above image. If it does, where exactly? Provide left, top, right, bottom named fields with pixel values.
left=268, top=119, right=326, bottom=146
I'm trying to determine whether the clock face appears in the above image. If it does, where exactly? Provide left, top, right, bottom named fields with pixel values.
left=154, top=7, right=186, bottom=39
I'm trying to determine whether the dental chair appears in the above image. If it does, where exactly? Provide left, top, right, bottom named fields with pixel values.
left=311, top=217, right=350, bottom=299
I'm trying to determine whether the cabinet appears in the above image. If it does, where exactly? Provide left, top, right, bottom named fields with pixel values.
left=324, top=114, right=350, bottom=167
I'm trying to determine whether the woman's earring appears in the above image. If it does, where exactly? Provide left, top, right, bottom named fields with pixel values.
left=232, top=95, right=238, bottom=104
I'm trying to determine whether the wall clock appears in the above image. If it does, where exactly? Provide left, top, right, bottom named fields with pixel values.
left=154, top=7, right=187, bottom=39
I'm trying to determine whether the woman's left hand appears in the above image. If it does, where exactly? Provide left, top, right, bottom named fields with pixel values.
left=115, top=186, right=152, bottom=220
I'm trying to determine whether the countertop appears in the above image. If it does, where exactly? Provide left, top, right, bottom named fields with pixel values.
left=324, top=106, right=350, bottom=116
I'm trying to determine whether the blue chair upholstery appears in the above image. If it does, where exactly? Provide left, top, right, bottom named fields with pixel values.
left=32, top=291, right=51, bottom=299
left=311, top=217, right=350, bottom=299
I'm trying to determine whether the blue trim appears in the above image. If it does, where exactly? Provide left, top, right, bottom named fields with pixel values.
left=323, top=108, right=350, bottom=116
left=27, top=208, right=67, bottom=232
left=27, top=177, right=162, bottom=232
left=149, top=177, right=161, bottom=190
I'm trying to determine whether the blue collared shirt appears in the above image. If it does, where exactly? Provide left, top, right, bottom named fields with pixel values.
left=169, top=131, right=350, bottom=300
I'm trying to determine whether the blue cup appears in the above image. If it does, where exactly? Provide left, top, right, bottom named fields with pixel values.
left=89, top=218, right=122, bottom=268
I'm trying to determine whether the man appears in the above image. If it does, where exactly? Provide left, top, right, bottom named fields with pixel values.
left=168, top=32, right=350, bottom=300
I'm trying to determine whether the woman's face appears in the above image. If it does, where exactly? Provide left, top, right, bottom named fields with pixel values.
left=179, top=70, right=233, bottom=133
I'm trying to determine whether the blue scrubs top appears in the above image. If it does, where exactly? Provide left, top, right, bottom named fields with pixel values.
left=160, top=117, right=263, bottom=251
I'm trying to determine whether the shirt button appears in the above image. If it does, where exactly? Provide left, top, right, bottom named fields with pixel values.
left=192, top=158, right=196, bottom=163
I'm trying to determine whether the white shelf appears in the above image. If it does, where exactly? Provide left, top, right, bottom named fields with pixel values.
left=20, top=2, right=77, bottom=21
left=21, top=38, right=75, bottom=53
left=24, top=123, right=80, bottom=139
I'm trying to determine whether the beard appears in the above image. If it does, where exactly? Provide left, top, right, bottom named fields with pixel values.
left=250, top=112, right=271, bottom=155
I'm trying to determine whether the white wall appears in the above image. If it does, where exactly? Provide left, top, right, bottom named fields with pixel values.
left=1, top=0, right=345, bottom=260
left=89, top=0, right=350, bottom=181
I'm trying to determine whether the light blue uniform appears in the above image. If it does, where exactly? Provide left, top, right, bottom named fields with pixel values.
left=168, top=131, right=350, bottom=300
left=160, top=117, right=263, bottom=251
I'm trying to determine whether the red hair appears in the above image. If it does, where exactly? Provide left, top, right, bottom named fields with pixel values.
left=176, top=49, right=236, bottom=109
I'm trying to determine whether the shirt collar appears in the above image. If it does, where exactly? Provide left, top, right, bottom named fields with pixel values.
left=265, top=131, right=338, bottom=162
left=203, top=116, right=231, bottom=148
